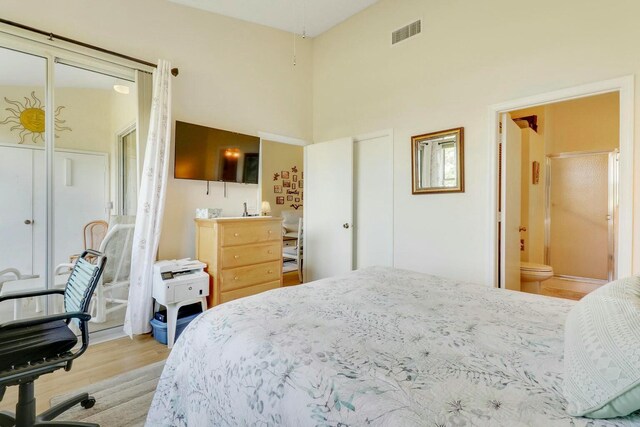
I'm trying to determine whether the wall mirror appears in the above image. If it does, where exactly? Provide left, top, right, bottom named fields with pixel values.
left=412, top=127, right=464, bottom=194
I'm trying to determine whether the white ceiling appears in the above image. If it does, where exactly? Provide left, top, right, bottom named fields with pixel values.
left=168, top=0, right=380, bottom=37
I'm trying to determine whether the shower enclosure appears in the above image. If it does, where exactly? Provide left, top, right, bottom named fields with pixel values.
left=546, top=151, right=618, bottom=282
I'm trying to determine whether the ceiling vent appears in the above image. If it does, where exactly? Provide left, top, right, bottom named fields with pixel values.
left=392, top=20, right=421, bottom=45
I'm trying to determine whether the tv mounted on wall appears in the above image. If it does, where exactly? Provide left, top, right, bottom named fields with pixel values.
left=174, top=121, right=260, bottom=184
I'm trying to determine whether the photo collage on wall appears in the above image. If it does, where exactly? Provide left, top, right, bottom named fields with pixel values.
left=273, top=166, right=303, bottom=209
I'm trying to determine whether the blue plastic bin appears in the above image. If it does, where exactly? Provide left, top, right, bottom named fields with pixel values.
left=150, top=313, right=200, bottom=345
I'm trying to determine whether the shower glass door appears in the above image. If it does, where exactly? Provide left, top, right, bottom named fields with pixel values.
left=547, top=152, right=616, bottom=281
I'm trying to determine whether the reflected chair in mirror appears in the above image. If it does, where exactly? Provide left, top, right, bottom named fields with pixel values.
left=2, top=220, right=108, bottom=317
left=282, top=218, right=303, bottom=282
left=1, top=218, right=134, bottom=323
left=69, top=220, right=109, bottom=264
left=0, top=250, right=107, bottom=427
left=0, top=270, right=40, bottom=317
left=91, top=217, right=135, bottom=324
left=84, top=220, right=108, bottom=252
left=0, top=265, right=70, bottom=321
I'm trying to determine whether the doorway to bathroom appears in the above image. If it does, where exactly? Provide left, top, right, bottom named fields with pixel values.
left=496, top=89, right=626, bottom=300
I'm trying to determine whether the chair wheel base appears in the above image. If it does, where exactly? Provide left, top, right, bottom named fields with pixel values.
left=81, top=397, right=96, bottom=409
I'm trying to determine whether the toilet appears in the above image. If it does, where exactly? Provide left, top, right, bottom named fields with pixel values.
left=520, top=262, right=554, bottom=294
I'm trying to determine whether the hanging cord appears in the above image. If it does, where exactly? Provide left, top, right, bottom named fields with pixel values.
left=293, top=30, right=297, bottom=66
left=302, top=0, right=307, bottom=39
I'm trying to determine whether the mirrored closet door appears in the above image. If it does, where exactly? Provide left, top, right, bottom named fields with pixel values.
left=0, top=46, right=48, bottom=323
left=0, top=32, right=147, bottom=333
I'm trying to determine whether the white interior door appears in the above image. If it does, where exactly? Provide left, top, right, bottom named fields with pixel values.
left=354, top=134, right=393, bottom=269
left=500, top=114, right=522, bottom=291
left=304, top=138, right=354, bottom=282
left=0, top=146, right=34, bottom=274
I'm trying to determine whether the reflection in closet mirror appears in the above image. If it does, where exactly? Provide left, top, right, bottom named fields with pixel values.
left=411, top=127, right=464, bottom=194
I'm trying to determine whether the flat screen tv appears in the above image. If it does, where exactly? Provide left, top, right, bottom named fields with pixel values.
left=174, top=121, right=260, bottom=184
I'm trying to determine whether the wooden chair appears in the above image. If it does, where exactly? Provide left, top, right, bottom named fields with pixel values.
left=70, top=220, right=109, bottom=264
left=84, top=220, right=108, bottom=252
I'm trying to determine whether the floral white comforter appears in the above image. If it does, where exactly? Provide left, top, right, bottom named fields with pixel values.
left=146, top=267, right=640, bottom=426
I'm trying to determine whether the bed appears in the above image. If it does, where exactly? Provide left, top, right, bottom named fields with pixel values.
left=146, top=267, right=640, bottom=426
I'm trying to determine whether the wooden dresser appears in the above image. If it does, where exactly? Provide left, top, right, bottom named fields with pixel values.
left=195, top=217, right=283, bottom=306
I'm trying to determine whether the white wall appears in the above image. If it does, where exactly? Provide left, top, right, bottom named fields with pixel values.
left=1, top=0, right=313, bottom=260
left=312, top=0, right=640, bottom=284
left=5, top=0, right=639, bottom=282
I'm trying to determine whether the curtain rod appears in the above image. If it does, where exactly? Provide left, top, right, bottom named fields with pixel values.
left=0, top=18, right=179, bottom=76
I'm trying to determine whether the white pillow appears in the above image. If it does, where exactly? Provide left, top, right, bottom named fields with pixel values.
left=564, top=276, right=640, bottom=418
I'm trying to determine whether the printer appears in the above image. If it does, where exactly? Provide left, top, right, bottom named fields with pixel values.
left=152, top=259, right=209, bottom=306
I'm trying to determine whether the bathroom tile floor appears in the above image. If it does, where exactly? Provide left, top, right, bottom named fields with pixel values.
left=537, top=277, right=602, bottom=301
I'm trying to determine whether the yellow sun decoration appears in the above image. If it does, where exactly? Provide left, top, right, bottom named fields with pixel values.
left=0, top=91, right=71, bottom=144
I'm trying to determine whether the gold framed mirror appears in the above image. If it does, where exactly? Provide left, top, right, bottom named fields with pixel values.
left=411, top=127, right=464, bottom=194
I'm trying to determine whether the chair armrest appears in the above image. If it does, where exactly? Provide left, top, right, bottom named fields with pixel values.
left=55, top=263, right=75, bottom=274
left=0, top=288, right=65, bottom=303
left=0, top=269, right=39, bottom=284
left=0, top=311, right=90, bottom=331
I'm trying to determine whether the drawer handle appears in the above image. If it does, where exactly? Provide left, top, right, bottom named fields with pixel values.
left=234, top=276, right=239, bottom=280
left=268, top=230, right=273, bottom=234
left=267, top=270, right=273, bottom=274
left=234, top=255, right=240, bottom=259
left=267, top=250, right=273, bottom=254
left=234, top=233, right=240, bottom=237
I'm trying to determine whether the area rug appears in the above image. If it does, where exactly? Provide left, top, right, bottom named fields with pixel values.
left=50, top=360, right=165, bottom=427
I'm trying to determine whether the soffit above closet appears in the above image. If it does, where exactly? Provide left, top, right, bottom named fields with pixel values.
left=167, top=0, right=380, bottom=37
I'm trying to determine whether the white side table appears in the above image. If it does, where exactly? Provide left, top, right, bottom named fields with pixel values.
left=163, top=297, right=208, bottom=349
left=152, top=273, right=209, bottom=348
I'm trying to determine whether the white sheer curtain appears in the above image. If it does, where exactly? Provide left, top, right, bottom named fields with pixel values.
left=124, top=61, right=172, bottom=336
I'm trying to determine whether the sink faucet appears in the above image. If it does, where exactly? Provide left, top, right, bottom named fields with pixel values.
left=242, top=202, right=249, bottom=217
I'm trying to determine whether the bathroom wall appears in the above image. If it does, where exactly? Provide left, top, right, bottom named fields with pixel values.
left=511, top=125, right=546, bottom=265
left=527, top=129, right=546, bottom=265
left=519, top=127, right=530, bottom=262
left=510, top=107, right=547, bottom=265
left=545, top=92, right=619, bottom=155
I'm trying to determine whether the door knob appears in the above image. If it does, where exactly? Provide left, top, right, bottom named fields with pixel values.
left=24, top=219, right=33, bottom=225
left=343, top=223, right=350, bottom=229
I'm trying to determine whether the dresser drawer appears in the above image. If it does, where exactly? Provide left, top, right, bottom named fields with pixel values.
left=220, top=280, right=281, bottom=304
left=221, top=242, right=280, bottom=268
left=220, top=261, right=280, bottom=292
left=220, top=222, right=281, bottom=247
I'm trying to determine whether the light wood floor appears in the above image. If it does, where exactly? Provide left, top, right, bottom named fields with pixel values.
left=0, top=334, right=170, bottom=414
left=536, top=277, right=602, bottom=301
left=1, top=273, right=302, bottom=415
left=283, top=271, right=302, bottom=287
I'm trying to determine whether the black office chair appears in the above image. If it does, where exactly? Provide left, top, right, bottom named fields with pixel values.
left=0, top=250, right=107, bottom=427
